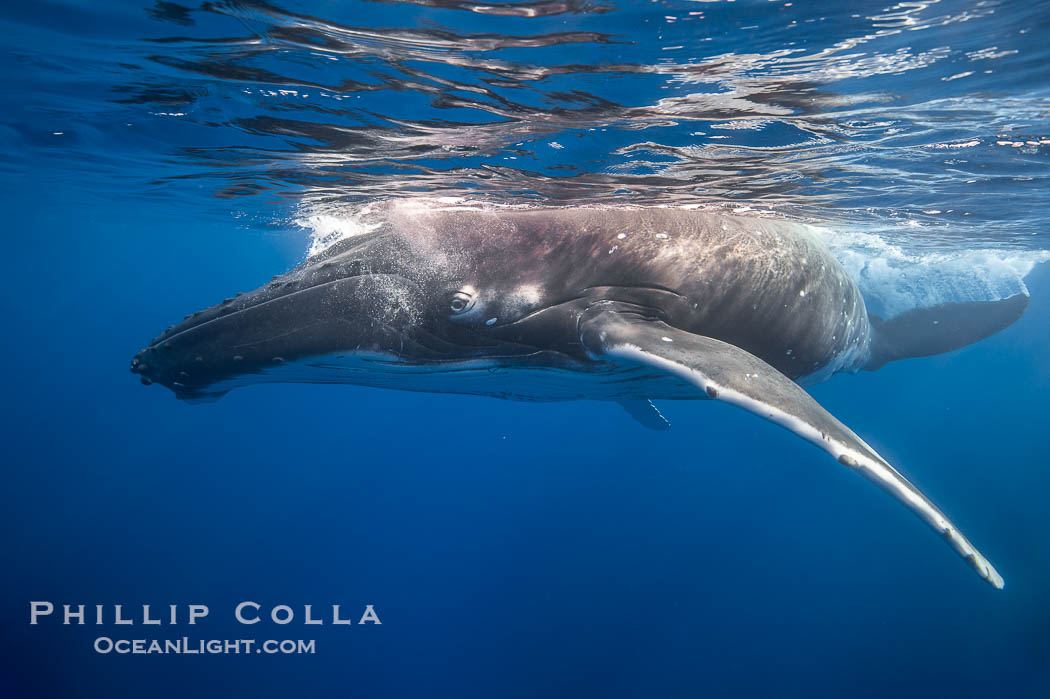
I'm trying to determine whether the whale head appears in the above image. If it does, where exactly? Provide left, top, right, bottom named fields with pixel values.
left=130, top=206, right=593, bottom=402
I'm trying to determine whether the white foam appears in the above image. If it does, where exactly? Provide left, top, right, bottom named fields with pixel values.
left=809, top=225, right=1050, bottom=318
left=294, top=203, right=384, bottom=258
left=295, top=197, right=533, bottom=258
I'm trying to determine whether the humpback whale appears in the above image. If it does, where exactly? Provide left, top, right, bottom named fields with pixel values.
left=131, top=204, right=1028, bottom=588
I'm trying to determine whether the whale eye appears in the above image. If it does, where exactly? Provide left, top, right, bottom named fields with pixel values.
left=448, top=288, right=476, bottom=315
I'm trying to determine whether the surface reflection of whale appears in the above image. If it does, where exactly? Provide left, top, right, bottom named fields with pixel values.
left=132, top=204, right=1028, bottom=588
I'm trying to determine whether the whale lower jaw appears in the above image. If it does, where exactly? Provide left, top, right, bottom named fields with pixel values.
left=174, top=351, right=709, bottom=404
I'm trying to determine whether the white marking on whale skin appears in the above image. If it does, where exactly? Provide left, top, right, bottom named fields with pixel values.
left=515, top=285, right=542, bottom=305
left=499, top=284, right=543, bottom=319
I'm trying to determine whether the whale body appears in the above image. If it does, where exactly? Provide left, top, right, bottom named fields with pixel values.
left=131, top=204, right=1028, bottom=588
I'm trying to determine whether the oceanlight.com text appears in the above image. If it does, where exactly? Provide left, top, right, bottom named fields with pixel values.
left=93, top=637, right=316, bottom=655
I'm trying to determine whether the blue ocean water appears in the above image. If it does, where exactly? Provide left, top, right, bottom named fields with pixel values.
left=2, top=1, right=1050, bottom=697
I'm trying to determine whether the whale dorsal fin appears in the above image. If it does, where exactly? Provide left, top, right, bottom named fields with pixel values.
left=580, top=307, right=1003, bottom=589
left=617, top=399, right=671, bottom=430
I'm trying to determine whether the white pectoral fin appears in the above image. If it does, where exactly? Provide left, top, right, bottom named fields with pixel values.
left=580, top=309, right=1004, bottom=589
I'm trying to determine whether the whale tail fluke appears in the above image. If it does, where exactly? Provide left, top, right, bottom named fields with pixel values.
left=865, top=293, right=1029, bottom=371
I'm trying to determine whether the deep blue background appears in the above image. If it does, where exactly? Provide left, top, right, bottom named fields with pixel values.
left=2, top=180, right=1049, bottom=698
left=3, top=0, right=1050, bottom=696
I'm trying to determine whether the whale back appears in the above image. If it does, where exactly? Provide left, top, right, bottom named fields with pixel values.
left=378, top=205, right=873, bottom=381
